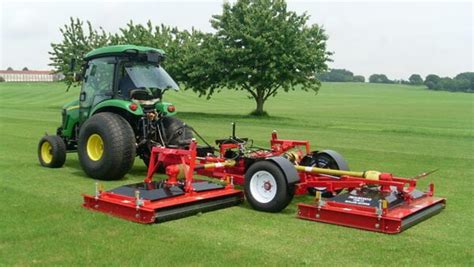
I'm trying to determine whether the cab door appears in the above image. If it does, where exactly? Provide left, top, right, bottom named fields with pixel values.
left=79, top=57, right=115, bottom=124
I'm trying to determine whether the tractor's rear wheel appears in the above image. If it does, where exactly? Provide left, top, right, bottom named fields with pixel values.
left=244, top=160, right=294, bottom=212
left=78, top=112, right=136, bottom=180
left=38, top=135, right=66, bottom=168
left=141, top=116, right=193, bottom=167
left=161, top=116, right=193, bottom=147
left=300, top=150, right=349, bottom=197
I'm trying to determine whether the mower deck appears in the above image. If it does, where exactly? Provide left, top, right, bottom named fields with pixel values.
left=297, top=188, right=446, bottom=234
left=82, top=131, right=445, bottom=233
left=83, top=181, right=243, bottom=223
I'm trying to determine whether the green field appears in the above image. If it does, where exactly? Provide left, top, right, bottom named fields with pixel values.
left=1, top=82, right=473, bottom=266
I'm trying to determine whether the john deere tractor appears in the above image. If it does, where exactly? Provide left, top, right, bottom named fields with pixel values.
left=38, top=45, right=192, bottom=180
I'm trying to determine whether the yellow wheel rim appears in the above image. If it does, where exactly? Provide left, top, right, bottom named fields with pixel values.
left=86, top=134, right=104, bottom=161
left=41, top=141, right=53, bottom=164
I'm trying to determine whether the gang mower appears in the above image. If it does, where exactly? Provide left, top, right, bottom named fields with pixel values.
left=38, top=45, right=445, bottom=233
left=83, top=124, right=446, bottom=234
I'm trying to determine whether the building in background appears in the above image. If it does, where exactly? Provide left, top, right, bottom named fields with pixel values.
left=0, top=70, right=63, bottom=82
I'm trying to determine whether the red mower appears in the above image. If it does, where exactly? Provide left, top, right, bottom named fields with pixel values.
left=83, top=124, right=445, bottom=234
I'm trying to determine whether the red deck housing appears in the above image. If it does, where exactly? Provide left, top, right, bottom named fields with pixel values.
left=83, top=132, right=445, bottom=233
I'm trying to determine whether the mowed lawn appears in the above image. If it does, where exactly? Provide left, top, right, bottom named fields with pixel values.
left=0, top=82, right=473, bottom=266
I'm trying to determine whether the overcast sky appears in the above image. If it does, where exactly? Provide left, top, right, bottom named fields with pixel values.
left=0, top=0, right=472, bottom=79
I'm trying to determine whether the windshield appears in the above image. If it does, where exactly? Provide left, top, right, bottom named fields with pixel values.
left=125, top=64, right=179, bottom=91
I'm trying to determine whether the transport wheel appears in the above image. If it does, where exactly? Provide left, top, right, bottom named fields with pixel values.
left=78, top=112, right=136, bottom=180
left=244, top=160, right=294, bottom=212
left=300, top=150, right=349, bottom=197
left=38, top=135, right=66, bottom=168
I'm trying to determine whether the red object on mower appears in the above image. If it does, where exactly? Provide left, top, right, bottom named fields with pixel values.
left=296, top=174, right=446, bottom=234
left=82, top=129, right=445, bottom=233
left=82, top=141, right=243, bottom=223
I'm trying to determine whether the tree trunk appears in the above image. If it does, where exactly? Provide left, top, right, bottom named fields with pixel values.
left=255, top=97, right=265, bottom=115
left=252, top=90, right=266, bottom=116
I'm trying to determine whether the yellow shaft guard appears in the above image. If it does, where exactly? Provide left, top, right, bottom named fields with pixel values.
left=295, top=165, right=364, bottom=177
left=363, top=170, right=381, bottom=180
left=202, top=160, right=236, bottom=169
left=295, top=166, right=381, bottom=180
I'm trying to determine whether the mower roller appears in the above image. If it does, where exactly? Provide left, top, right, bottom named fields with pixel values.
left=82, top=125, right=445, bottom=234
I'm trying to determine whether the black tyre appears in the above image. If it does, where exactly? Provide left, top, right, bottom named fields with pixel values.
left=38, top=135, right=66, bottom=168
left=244, top=160, right=294, bottom=212
left=140, top=116, right=193, bottom=167
left=161, top=116, right=193, bottom=147
left=78, top=112, right=136, bottom=180
left=300, top=150, right=349, bottom=197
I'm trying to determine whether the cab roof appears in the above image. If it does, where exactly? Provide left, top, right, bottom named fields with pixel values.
left=84, top=45, right=165, bottom=60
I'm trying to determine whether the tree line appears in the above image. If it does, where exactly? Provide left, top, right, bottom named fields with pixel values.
left=49, top=0, right=331, bottom=116
left=318, top=69, right=473, bottom=93
left=317, top=69, right=365, bottom=83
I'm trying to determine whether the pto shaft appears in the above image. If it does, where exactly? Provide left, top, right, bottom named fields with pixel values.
left=295, top=166, right=381, bottom=180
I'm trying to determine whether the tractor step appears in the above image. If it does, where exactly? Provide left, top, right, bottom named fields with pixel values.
left=297, top=190, right=446, bottom=234
left=83, top=181, right=243, bottom=224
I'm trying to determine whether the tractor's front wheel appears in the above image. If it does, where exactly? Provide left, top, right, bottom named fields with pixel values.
left=244, top=160, right=294, bottom=212
left=78, top=112, right=136, bottom=180
left=38, top=135, right=66, bottom=168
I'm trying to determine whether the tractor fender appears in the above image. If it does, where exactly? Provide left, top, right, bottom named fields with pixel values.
left=266, top=156, right=300, bottom=184
left=317, top=150, right=350, bottom=171
left=91, top=99, right=144, bottom=116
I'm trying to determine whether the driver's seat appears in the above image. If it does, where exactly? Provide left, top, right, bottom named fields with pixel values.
left=119, top=74, right=136, bottom=98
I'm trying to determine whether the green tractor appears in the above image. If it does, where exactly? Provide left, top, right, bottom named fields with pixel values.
left=38, top=45, right=192, bottom=180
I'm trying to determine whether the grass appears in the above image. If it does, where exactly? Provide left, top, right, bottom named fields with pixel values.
left=0, top=82, right=473, bottom=266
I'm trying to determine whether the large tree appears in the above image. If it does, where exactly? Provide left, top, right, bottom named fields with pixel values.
left=181, top=0, right=331, bottom=115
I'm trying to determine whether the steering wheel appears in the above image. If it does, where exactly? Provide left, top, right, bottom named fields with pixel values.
left=130, top=88, right=154, bottom=100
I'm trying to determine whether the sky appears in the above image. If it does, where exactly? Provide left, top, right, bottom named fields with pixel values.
left=0, top=0, right=472, bottom=80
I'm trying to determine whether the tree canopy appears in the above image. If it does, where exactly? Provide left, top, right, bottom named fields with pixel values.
left=181, top=0, right=331, bottom=115
left=424, top=72, right=474, bottom=92
left=317, top=69, right=365, bottom=83
left=369, top=74, right=393, bottom=84
left=49, top=0, right=331, bottom=115
left=408, top=74, right=423, bottom=85
left=49, top=18, right=110, bottom=87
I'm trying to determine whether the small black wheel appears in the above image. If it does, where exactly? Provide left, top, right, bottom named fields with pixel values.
left=38, top=135, right=67, bottom=168
left=244, top=160, right=294, bottom=212
left=78, top=112, right=136, bottom=180
left=300, top=150, right=349, bottom=197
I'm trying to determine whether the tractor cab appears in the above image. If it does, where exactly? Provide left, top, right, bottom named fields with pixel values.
left=78, top=45, right=179, bottom=123
left=119, top=61, right=179, bottom=110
